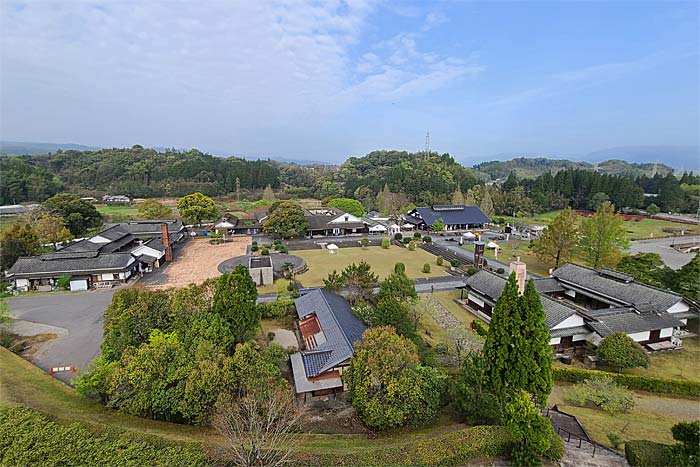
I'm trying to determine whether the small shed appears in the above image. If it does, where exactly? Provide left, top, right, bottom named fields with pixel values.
left=249, top=256, right=273, bottom=286
left=326, top=243, right=339, bottom=255
left=388, top=224, right=401, bottom=236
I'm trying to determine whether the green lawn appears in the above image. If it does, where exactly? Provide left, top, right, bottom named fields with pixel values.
left=294, top=246, right=449, bottom=287
left=549, top=383, right=699, bottom=449
left=500, top=210, right=699, bottom=241
left=0, top=215, right=18, bottom=234
left=626, top=323, right=700, bottom=382
left=96, top=204, right=140, bottom=221
left=256, top=278, right=292, bottom=295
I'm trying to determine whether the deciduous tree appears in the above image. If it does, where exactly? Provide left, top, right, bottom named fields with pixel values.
left=453, top=351, right=501, bottom=425
left=505, top=390, right=554, bottom=467
left=43, top=193, right=102, bottom=236
left=262, top=201, right=308, bottom=238
left=1, top=222, right=40, bottom=270
left=176, top=192, right=218, bottom=226
left=616, top=253, right=674, bottom=289
left=138, top=199, right=172, bottom=219
left=35, top=214, right=73, bottom=249
left=673, top=252, right=700, bottom=301
left=328, top=198, right=365, bottom=217
left=578, top=201, right=629, bottom=268
left=341, top=261, right=378, bottom=303
left=533, top=208, right=578, bottom=268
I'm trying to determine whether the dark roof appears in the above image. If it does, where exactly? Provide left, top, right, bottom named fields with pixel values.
left=552, top=263, right=683, bottom=312
left=550, top=325, right=591, bottom=338
left=295, top=289, right=366, bottom=377
left=533, top=278, right=565, bottom=294
left=144, top=237, right=164, bottom=251
left=7, top=252, right=135, bottom=277
left=303, top=208, right=366, bottom=231
left=584, top=307, right=684, bottom=337
left=250, top=256, right=272, bottom=268
left=137, top=254, right=158, bottom=264
left=409, top=205, right=490, bottom=226
left=61, top=226, right=137, bottom=254
left=104, top=219, right=184, bottom=236
left=463, top=270, right=577, bottom=327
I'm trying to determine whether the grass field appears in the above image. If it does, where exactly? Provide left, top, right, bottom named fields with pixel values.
left=500, top=210, right=699, bottom=241
left=293, top=246, right=449, bottom=287
left=0, top=215, right=18, bottom=234
left=548, top=383, right=699, bottom=449
left=464, top=240, right=551, bottom=276
left=96, top=204, right=140, bottom=221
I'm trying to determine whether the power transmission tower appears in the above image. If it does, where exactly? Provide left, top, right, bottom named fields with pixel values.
left=425, top=131, right=430, bottom=156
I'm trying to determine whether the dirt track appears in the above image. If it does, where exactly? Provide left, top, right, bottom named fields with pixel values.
left=150, top=237, right=250, bottom=289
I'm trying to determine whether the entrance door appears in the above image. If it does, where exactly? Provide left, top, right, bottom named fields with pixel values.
left=559, top=336, right=574, bottom=349
left=649, top=329, right=661, bottom=343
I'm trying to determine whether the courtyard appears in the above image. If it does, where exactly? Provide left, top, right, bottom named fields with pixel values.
left=145, top=237, right=250, bottom=289
left=293, top=246, right=449, bottom=287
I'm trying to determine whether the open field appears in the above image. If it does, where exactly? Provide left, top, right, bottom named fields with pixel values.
left=294, top=246, right=449, bottom=287
left=549, top=383, right=700, bottom=449
left=96, top=204, right=140, bottom=220
left=256, top=278, right=292, bottom=295
left=0, top=215, right=18, bottom=234
left=147, top=237, right=250, bottom=289
left=500, top=210, right=700, bottom=241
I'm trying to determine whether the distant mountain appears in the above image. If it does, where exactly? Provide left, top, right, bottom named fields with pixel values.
left=473, top=156, right=675, bottom=180
left=0, top=141, right=102, bottom=155
left=585, top=145, right=699, bottom=172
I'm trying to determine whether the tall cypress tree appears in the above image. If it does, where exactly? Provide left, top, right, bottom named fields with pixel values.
left=483, top=273, right=527, bottom=406
left=520, top=280, right=553, bottom=408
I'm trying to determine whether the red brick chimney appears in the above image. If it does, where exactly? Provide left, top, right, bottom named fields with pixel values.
left=509, top=257, right=527, bottom=295
left=161, top=223, right=172, bottom=262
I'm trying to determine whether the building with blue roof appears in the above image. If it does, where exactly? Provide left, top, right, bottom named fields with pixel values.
left=290, top=288, right=366, bottom=398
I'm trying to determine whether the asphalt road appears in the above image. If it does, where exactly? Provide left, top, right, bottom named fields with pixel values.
left=6, top=289, right=116, bottom=383
left=629, top=237, right=699, bottom=270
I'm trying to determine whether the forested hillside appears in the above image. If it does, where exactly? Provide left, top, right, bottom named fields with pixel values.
left=474, top=157, right=674, bottom=180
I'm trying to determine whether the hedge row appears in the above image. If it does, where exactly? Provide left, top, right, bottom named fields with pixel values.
left=257, top=298, right=296, bottom=319
left=0, top=405, right=209, bottom=467
left=553, top=367, right=700, bottom=398
left=625, top=440, right=670, bottom=467
left=290, top=425, right=564, bottom=467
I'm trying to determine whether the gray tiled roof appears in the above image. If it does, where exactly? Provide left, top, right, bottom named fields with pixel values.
left=295, top=289, right=366, bottom=378
left=7, top=252, right=135, bottom=277
left=463, top=270, right=576, bottom=327
left=550, top=325, right=591, bottom=338
left=409, top=205, right=490, bottom=226
left=104, top=219, right=184, bottom=236
left=552, top=263, right=683, bottom=312
left=533, top=278, right=565, bottom=294
left=585, top=307, right=683, bottom=337
left=304, top=208, right=365, bottom=231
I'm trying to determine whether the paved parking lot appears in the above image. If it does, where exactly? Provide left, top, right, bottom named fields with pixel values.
left=6, top=289, right=116, bottom=383
left=630, top=237, right=699, bottom=270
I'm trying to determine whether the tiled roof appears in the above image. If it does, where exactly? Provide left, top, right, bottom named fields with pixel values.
left=409, top=205, right=490, bottom=226
left=533, top=277, right=565, bottom=294
left=550, top=325, right=591, bottom=338
left=463, top=270, right=577, bottom=327
left=295, top=289, right=365, bottom=378
left=7, top=252, right=135, bottom=277
left=585, top=307, right=684, bottom=337
left=104, top=219, right=184, bottom=236
left=552, top=263, right=683, bottom=312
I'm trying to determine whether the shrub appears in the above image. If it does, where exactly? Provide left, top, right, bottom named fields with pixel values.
left=0, top=406, right=208, bottom=467
left=467, top=267, right=479, bottom=276
left=423, top=235, right=432, bottom=243
left=273, top=239, right=282, bottom=245
left=403, top=237, right=412, bottom=244
left=267, top=331, right=276, bottom=341
left=543, top=433, right=565, bottom=461
left=360, top=237, right=369, bottom=248
left=434, top=343, right=449, bottom=355
left=56, top=274, right=71, bottom=290
left=669, top=421, right=700, bottom=466
left=608, top=432, right=623, bottom=449
left=625, top=440, right=670, bottom=467
left=437, top=256, right=444, bottom=266
left=261, top=248, right=270, bottom=255
left=394, top=233, right=403, bottom=241
left=450, top=259, right=460, bottom=268
left=257, top=299, right=296, bottom=319
left=496, top=267, right=505, bottom=274
left=413, top=232, right=422, bottom=239
left=408, top=241, right=416, bottom=251
left=566, top=375, right=634, bottom=414
left=252, top=240, right=258, bottom=246
left=251, top=245, right=259, bottom=252
left=422, top=263, right=431, bottom=273
left=472, top=320, right=488, bottom=337
left=553, top=366, right=700, bottom=398
left=381, top=237, right=390, bottom=249
left=286, top=281, right=295, bottom=292
left=597, top=332, right=649, bottom=373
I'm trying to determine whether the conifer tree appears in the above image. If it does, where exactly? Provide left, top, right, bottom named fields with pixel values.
left=520, top=280, right=552, bottom=408
left=451, top=184, right=466, bottom=205
left=212, top=265, right=260, bottom=346
left=479, top=188, right=495, bottom=217
left=483, top=273, right=526, bottom=405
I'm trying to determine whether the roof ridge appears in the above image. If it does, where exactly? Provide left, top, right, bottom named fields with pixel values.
left=317, top=289, right=355, bottom=353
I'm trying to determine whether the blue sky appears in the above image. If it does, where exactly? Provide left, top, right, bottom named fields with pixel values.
left=1, top=0, right=698, bottom=163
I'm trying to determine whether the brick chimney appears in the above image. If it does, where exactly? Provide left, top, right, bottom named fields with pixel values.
left=509, top=257, right=527, bottom=295
left=161, top=223, right=172, bottom=262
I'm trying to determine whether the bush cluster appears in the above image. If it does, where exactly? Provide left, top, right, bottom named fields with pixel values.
left=0, top=406, right=209, bottom=467
left=553, top=367, right=700, bottom=398
left=566, top=375, right=634, bottom=414
left=471, top=320, right=488, bottom=337
left=257, top=299, right=296, bottom=319
left=625, top=440, right=670, bottom=467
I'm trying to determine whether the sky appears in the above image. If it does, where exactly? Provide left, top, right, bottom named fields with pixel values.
left=1, top=0, right=698, bottom=163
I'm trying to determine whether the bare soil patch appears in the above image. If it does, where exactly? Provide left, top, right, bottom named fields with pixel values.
left=150, top=237, right=250, bottom=289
